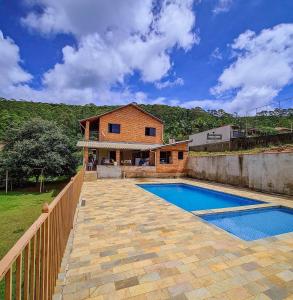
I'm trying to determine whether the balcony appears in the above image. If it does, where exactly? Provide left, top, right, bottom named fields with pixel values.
left=89, top=130, right=99, bottom=140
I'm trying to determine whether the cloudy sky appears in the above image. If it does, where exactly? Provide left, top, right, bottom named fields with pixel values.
left=0, top=0, right=292, bottom=113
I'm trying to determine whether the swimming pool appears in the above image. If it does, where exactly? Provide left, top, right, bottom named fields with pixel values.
left=201, top=207, right=293, bottom=241
left=138, top=183, right=265, bottom=211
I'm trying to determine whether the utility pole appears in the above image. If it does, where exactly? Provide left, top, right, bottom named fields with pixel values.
left=40, top=168, right=44, bottom=193
left=5, top=170, right=8, bottom=194
left=245, top=111, right=248, bottom=137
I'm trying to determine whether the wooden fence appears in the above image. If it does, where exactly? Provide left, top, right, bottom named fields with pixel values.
left=0, top=169, right=85, bottom=299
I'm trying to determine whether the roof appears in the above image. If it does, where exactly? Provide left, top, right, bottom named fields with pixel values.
left=77, top=140, right=163, bottom=150
left=275, top=127, right=290, bottom=132
left=77, top=139, right=190, bottom=151
left=189, top=125, right=238, bottom=137
left=151, top=140, right=190, bottom=150
left=79, top=103, right=163, bottom=125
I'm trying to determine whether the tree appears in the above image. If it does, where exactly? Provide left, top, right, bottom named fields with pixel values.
left=0, top=118, right=78, bottom=185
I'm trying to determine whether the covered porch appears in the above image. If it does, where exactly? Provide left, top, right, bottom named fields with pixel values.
left=77, top=140, right=162, bottom=171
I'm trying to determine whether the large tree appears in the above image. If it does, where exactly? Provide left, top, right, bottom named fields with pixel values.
left=0, top=118, right=78, bottom=184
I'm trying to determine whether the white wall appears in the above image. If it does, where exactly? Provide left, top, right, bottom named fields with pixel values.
left=189, top=125, right=232, bottom=147
left=187, top=153, right=293, bottom=195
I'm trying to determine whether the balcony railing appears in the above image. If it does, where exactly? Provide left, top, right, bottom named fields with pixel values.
left=0, top=169, right=84, bottom=300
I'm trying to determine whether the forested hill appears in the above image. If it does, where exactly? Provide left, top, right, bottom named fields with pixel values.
left=0, top=98, right=292, bottom=142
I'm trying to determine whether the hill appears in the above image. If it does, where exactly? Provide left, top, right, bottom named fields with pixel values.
left=0, top=98, right=292, bottom=142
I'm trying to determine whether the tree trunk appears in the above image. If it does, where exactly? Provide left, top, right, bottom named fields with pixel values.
left=35, top=175, right=39, bottom=186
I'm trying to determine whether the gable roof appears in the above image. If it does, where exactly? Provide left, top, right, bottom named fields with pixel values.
left=79, top=103, right=164, bottom=126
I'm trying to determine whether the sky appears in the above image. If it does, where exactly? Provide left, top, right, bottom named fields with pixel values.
left=0, top=0, right=292, bottom=114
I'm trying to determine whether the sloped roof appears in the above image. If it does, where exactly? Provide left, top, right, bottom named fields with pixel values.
left=150, top=140, right=191, bottom=150
left=77, top=139, right=190, bottom=151
left=79, top=103, right=163, bottom=125
left=77, top=140, right=163, bottom=150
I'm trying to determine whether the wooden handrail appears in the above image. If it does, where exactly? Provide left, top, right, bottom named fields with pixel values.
left=0, top=214, right=47, bottom=279
left=0, top=169, right=85, bottom=299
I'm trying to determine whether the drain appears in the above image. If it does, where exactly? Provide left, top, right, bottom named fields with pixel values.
left=81, top=199, right=86, bottom=207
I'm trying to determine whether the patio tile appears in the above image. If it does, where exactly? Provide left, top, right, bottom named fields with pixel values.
left=54, top=178, right=293, bottom=299
left=276, top=270, right=293, bottom=282
left=114, top=276, right=139, bottom=290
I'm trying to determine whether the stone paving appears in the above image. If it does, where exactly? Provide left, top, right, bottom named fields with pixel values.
left=54, top=178, right=293, bottom=300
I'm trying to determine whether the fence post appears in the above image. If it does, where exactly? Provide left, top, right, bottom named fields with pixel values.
left=41, top=203, right=50, bottom=299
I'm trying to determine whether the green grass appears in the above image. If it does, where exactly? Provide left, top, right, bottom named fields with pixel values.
left=0, top=190, right=55, bottom=260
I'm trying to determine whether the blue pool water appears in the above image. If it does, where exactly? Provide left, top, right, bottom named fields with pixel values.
left=201, top=207, right=293, bottom=241
left=138, top=183, right=264, bottom=211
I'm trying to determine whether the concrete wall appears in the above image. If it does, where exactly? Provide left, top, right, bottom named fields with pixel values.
left=187, top=152, right=293, bottom=195
left=189, top=125, right=232, bottom=148
left=96, top=165, right=186, bottom=178
left=97, top=166, right=122, bottom=178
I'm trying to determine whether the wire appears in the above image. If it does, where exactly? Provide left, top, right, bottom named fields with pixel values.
left=245, top=97, right=293, bottom=115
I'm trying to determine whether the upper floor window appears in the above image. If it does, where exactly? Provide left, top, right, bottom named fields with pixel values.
left=145, top=127, right=156, bottom=136
left=108, top=123, right=120, bottom=134
left=178, top=151, right=184, bottom=160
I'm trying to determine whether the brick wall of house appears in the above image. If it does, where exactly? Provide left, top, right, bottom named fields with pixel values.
left=98, top=105, right=163, bottom=144
left=155, top=142, right=188, bottom=173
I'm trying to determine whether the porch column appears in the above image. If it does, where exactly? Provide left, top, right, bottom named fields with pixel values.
left=116, top=150, right=121, bottom=165
left=85, top=120, right=90, bottom=141
left=84, top=147, right=89, bottom=168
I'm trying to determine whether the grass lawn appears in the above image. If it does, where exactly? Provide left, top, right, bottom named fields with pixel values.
left=0, top=190, right=55, bottom=260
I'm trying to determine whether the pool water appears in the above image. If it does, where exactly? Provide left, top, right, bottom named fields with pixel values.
left=201, top=207, right=293, bottom=241
left=138, top=183, right=264, bottom=211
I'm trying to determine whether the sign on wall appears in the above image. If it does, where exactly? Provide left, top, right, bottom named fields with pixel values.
left=207, top=133, right=223, bottom=140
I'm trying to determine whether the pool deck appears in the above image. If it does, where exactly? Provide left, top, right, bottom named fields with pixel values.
left=54, top=178, right=293, bottom=300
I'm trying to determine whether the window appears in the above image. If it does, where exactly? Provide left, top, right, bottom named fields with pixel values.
left=178, top=151, right=184, bottom=160
left=108, top=123, right=120, bottom=133
left=145, top=127, right=156, bottom=136
left=160, top=151, right=172, bottom=164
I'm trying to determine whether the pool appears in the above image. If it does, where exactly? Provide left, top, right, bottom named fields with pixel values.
left=138, top=183, right=265, bottom=211
left=201, top=207, right=293, bottom=241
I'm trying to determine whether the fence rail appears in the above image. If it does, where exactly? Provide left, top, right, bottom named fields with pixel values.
left=0, top=169, right=84, bottom=299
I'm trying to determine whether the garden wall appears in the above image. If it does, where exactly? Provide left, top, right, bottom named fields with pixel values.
left=187, top=152, right=293, bottom=195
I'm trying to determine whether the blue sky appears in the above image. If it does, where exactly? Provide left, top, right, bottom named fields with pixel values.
left=0, top=0, right=292, bottom=114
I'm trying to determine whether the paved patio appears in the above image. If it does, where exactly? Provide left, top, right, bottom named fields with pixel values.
left=54, top=178, right=293, bottom=300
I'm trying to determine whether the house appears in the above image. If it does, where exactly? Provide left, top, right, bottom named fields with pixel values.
left=77, top=103, right=189, bottom=178
left=189, top=125, right=245, bottom=152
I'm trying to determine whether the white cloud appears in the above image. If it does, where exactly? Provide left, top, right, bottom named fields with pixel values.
left=0, top=31, right=32, bottom=89
left=12, top=0, right=197, bottom=105
left=155, top=77, right=184, bottom=89
left=210, top=47, right=223, bottom=60
left=22, top=0, right=154, bottom=38
left=213, top=0, right=233, bottom=15
left=211, top=23, right=293, bottom=114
